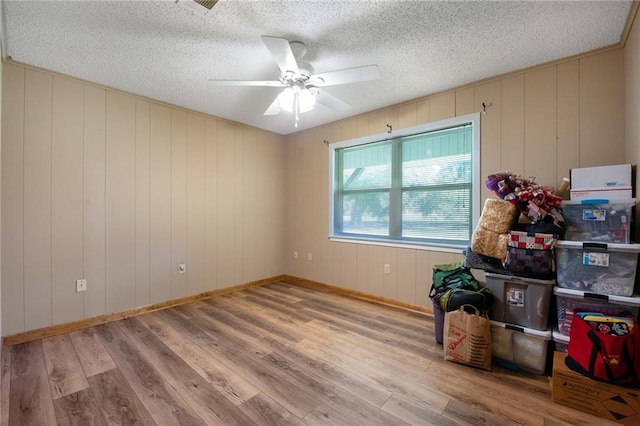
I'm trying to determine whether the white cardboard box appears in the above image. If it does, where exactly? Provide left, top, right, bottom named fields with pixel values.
left=571, top=164, right=632, bottom=189
left=570, top=187, right=633, bottom=201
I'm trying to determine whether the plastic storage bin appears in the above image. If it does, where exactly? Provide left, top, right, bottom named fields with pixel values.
left=490, top=320, right=551, bottom=374
left=484, top=272, right=555, bottom=330
left=554, top=287, right=640, bottom=336
left=553, top=329, right=569, bottom=353
left=555, top=241, right=640, bottom=296
left=433, top=301, right=444, bottom=344
left=562, top=199, right=635, bottom=243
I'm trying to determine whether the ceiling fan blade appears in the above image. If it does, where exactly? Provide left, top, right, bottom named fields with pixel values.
left=313, top=65, right=380, bottom=87
left=207, top=79, right=285, bottom=87
left=261, top=35, right=299, bottom=75
left=315, top=89, right=351, bottom=113
left=263, top=97, right=282, bottom=116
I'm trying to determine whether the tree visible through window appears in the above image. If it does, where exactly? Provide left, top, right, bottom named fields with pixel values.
left=330, top=114, right=479, bottom=248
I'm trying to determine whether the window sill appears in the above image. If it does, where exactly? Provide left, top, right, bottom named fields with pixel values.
left=328, top=236, right=465, bottom=254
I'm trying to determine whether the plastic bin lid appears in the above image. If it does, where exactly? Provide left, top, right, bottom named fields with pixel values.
left=553, top=286, right=640, bottom=305
left=561, top=198, right=636, bottom=206
left=484, top=272, right=556, bottom=285
left=489, top=320, right=551, bottom=339
left=552, top=329, right=569, bottom=343
left=556, top=240, right=640, bottom=253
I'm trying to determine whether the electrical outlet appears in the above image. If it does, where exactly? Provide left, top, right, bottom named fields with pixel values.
left=384, top=264, right=390, bottom=274
left=293, top=251, right=298, bottom=259
left=307, top=253, right=312, bottom=262
left=76, top=279, right=87, bottom=292
left=178, top=263, right=186, bottom=274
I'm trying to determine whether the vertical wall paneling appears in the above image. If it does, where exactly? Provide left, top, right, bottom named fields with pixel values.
left=217, top=122, right=238, bottom=287
left=282, top=48, right=626, bottom=311
left=242, top=127, right=258, bottom=283
left=337, top=117, right=358, bottom=141
left=625, top=13, right=640, bottom=242
left=186, top=113, right=205, bottom=295
left=83, top=86, right=107, bottom=318
left=398, top=102, right=417, bottom=129
left=1, top=57, right=3, bottom=341
left=456, top=87, right=475, bottom=116
left=416, top=98, right=431, bottom=125
left=149, top=103, right=172, bottom=303
left=1, top=64, right=25, bottom=334
left=366, top=246, right=384, bottom=296
left=396, top=248, right=416, bottom=304
left=415, top=251, right=431, bottom=308
left=284, top=133, right=300, bottom=277
left=303, top=134, right=320, bottom=281
left=1, top=64, right=288, bottom=335
left=310, top=129, right=330, bottom=288
left=319, top=125, right=336, bottom=286
left=233, top=125, right=244, bottom=285
left=384, top=107, right=399, bottom=134
left=556, top=60, right=580, bottom=183
left=255, top=132, right=268, bottom=278
left=302, top=135, right=319, bottom=280
left=357, top=115, right=369, bottom=138
left=356, top=245, right=369, bottom=293
left=524, top=66, right=557, bottom=186
left=474, top=81, right=502, bottom=202
left=51, top=77, right=84, bottom=325
left=171, top=110, right=187, bottom=298
left=203, top=117, right=218, bottom=291
left=135, top=100, right=151, bottom=307
left=23, top=69, right=53, bottom=330
left=500, top=74, right=525, bottom=176
left=368, top=111, right=385, bottom=136
left=579, top=49, right=625, bottom=167
left=382, top=247, right=398, bottom=299
left=268, top=132, right=286, bottom=277
left=338, top=243, right=357, bottom=291
left=105, top=91, right=136, bottom=313
left=429, top=92, right=456, bottom=122
left=329, top=241, right=341, bottom=288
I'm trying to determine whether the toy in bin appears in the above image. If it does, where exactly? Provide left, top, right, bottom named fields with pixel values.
left=577, top=312, right=634, bottom=336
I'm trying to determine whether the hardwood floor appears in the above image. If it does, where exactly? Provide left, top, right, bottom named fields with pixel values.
left=1, top=280, right=616, bottom=425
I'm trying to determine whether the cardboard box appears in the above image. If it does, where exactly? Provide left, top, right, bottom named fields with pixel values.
left=570, top=187, right=633, bottom=201
left=551, top=351, right=640, bottom=424
left=571, top=164, right=632, bottom=190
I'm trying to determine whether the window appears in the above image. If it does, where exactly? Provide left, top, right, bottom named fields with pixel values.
left=329, top=113, right=480, bottom=249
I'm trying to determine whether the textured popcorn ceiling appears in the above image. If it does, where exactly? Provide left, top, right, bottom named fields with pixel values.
left=1, top=0, right=633, bottom=135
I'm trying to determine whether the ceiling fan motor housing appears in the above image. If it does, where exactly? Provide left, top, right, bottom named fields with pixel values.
left=289, top=41, right=307, bottom=59
left=295, top=62, right=314, bottom=80
left=281, top=61, right=315, bottom=86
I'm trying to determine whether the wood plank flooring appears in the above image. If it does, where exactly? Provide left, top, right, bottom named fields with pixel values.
left=1, top=280, right=617, bottom=425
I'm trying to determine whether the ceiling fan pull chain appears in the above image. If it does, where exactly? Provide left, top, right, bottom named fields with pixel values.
left=294, top=91, right=300, bottom=128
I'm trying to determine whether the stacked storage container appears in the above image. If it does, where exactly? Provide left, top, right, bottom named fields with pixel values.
left=468, top=197, right=555, bottom=373
left=484, top=273, right=553, bottom=374
left=552, top=164, right=640, bottom=352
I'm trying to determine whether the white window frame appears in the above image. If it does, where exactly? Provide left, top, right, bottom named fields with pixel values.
left=328, top=112, right=481, bottom=252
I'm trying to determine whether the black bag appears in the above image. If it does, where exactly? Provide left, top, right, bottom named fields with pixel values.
left=430, top=262, right=494, bottom=312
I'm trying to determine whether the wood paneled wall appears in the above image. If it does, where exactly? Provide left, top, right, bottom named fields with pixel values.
left=284, top=48, right=626, bottom=310
left=1, top=63, right=286, bottom=335
left=626, top=8, right=640, bottom=243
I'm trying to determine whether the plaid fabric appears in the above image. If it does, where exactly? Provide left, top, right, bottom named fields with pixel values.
left=507, top=230, right=557, bottom=250
left=504, top=230, right=557, bottom=278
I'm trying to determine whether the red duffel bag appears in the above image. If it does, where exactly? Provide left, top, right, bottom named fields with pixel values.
left=566, top=310, right=640, bottom=386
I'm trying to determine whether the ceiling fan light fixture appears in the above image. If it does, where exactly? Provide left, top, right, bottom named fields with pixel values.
left=277, top=87, right=317, bottom=113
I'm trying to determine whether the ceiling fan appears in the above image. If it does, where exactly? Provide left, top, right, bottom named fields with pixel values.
left=208, top=36, right=381, bottom=128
